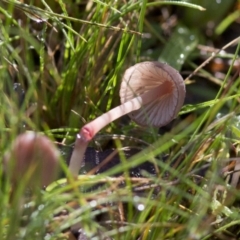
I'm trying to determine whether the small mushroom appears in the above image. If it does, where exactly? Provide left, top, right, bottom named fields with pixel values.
left=69, top=61, right=186, bottom=176
left=3, top=132, right=60, bottom=188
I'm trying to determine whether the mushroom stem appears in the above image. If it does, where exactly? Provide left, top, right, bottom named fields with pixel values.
left=68, top=80, right=172, bottom=176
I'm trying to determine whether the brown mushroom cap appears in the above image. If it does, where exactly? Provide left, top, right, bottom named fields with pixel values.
left=3, top=132, right=60, bottom=188
left=119, top=61, right=186, bottom=127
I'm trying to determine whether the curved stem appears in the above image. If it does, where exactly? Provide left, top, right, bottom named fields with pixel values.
left=68, top=80, right=172, bottom=176
left=82, top=80, right=172, bottom=141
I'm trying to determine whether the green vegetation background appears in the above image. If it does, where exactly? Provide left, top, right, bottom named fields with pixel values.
left=0, top=0, right=240, bottom=239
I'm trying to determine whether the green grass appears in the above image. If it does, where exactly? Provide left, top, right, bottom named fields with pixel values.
left=1, top=0, right=240, bottom=239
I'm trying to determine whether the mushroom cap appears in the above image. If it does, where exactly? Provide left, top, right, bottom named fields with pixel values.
left=3, top=132, right=60, bottom=188
left=119, top=61, right=186, bottom=127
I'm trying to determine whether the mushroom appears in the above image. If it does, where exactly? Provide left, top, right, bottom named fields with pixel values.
left=3, top=132, right=60, bottom=189
left=69, top=61, right=186, bottom=176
